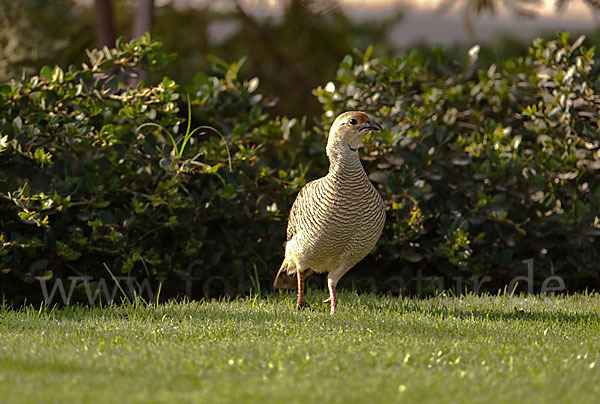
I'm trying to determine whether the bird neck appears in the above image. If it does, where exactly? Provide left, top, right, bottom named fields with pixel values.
left=327, top=154, right=366, bottom=181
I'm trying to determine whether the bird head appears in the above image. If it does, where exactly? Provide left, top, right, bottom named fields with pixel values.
left=326, top=111, right=382, bottom=162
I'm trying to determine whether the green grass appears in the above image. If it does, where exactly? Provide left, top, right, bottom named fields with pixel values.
left=1, top=291, right=599, bottom=403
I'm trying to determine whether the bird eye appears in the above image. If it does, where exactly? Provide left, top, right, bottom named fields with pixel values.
left=348, top=118, right=358, bottom=125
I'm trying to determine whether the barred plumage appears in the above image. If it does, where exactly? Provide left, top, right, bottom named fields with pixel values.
left=274, top=111, right=385, bottom=314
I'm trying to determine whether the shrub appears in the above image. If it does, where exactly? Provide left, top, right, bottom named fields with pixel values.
left=2, top=33, right=599, bottom=304
left=0, top=35, right=318, bottom=304
left=314, top=34, right=600, bottom=293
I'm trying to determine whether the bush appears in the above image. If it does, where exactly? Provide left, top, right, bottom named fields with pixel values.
left=314, top=34, right=600, bottom=293
left=0, top=34, right=320, bottom=304
left=2, top=33, right=599, bottom=304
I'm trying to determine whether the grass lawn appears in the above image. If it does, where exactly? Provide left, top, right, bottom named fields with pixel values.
left=1, top=291, right=599, bottom=403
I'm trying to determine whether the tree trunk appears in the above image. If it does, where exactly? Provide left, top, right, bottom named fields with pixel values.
left=128, top=0, right=154, bottom=86
left=131, top=0, right=154, bottom=39
left=93, top=0, right=117, bottom=48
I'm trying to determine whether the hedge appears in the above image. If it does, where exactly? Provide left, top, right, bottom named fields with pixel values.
left=1, top=33, right=599, bottom=304
left=314, top=33, right=600, bottom=293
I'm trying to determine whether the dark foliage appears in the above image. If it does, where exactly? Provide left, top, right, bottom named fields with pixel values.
left=0, top=35, right=321, bottom=304
left=315, top=34, right=600, bottom=293
left=1, top=33, right=599, bottom=304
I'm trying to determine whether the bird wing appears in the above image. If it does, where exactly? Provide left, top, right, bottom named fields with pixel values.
left=286, top=179, right=319, bottom=242
left=274, top=180, right=319, bottom=289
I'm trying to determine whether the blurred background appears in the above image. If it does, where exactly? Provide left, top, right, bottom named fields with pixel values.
left=1, top=0, right=599, bottom=118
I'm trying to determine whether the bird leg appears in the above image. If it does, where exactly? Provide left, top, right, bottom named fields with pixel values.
left=326, top=277, right=337, bottom=315
left=296, top=270, right=310, bottom=310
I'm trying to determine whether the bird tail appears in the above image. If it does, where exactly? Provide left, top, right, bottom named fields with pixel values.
left=273, top=260, right=298, bottom=289
left=273, top=260, right=314, bottom=290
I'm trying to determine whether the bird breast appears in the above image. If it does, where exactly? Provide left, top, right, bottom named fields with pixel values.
left=287, top=159, right=386, bottom=273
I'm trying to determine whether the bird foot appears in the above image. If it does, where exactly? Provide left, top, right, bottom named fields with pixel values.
left=296, top=300, right=311, bottom=310
left=323, top=298, right=337, bottom=314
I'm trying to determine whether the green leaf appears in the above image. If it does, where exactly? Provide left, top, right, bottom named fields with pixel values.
left=341, top=54, right=353, bottom=69
left=363, top=45, right=374, bottom=61
left=408, top=49, right=424, bottom=66
left=40, top=66, right=53, bottom=81
left=34, top=148, right=52, bottom=165
left=0, top=135, right=9, bottom=152
left=51, top=66, right=64, bottom=83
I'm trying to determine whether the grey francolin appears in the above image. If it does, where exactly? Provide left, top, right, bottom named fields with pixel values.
left=273, top=111, right=385, bottom=314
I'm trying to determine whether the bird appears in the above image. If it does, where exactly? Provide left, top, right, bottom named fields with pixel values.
left=273, top=111, right=386, bottom=314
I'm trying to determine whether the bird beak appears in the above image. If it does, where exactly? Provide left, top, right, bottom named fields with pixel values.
left=360, top=121, right=382, bottom=132
left=370, top=121, right=382, bottom=131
